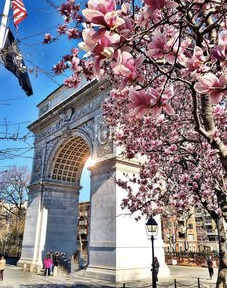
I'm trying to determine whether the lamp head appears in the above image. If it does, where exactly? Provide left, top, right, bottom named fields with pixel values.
left=146, top=216, right=158, bottom=237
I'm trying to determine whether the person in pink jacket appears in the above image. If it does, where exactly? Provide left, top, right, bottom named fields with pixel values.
left=43, top=253, right=53, bottom=276
left=0, top=254, right=6, bottom=281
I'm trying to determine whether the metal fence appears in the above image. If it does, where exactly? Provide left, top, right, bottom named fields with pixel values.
left=165, top=252, right=219, bottom=267
left=120, top=278, right=216, bottom=288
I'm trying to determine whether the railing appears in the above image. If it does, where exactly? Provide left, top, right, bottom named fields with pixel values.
left=120, top=278, right=216, bottom=288
left=172, top=278, right=214, bottom=288
left=165, top=252, right=219, bottom=268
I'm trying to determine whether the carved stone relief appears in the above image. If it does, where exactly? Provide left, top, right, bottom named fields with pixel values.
left=31, top=147, right=43, bottom=183
left=96, top=118, right=113, bottom=157
left=79, top=119, right=95, bottom=141
left=44, top=138, right=61, bottom=171
left=58, top=107, right=74, bottom=123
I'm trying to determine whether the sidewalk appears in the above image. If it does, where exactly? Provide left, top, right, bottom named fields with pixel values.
left=0, top=264, right=219, bottom=288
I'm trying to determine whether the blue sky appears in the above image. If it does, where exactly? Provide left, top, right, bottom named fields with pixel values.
left=0, top=0, right=90, bottom=201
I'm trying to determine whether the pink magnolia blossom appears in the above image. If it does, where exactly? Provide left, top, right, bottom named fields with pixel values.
left=58, top=1, right=80, bottom=23
left=144, top=0, right=177, bottom=10
left=147, top=31, right=191, bottom=64
left=78, top=28, right=97, bottom=56
left=78, top=28, right=119, bottom=58
left=53, top=60, right=68, bottom=75
left=117, top=18, right=134, bottom=40
left=121, top=2, right=130, bottom=15
left=66, top=28, right=81, bottom=40
left=43, top=33, right=54, bottom=44
left=59, top=1, right=75, bottom=18
left=64, top=74, right=81, bottom=88
left=194, top=73, right=227, bottom=104
left=82, top=0, right=124, bottom=30
left=57, top=24, right=67, bottom=35
left=183, top=46, right=209, bottom=74
left=128, top=86, right=174, bottom=118
left=212, top=30, right=227, bottom=61
left=79, top=28, right=119, bottom=78
left=146, top=32, right=167, bottom=59
left=71, top=56, right=81, bottom=70
left=128, top=88, right=158, bottom=118
left=112, top=51, right=144, bottom=82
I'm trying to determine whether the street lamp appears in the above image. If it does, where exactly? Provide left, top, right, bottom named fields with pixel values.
left=146, top=216, right=158, bottom=288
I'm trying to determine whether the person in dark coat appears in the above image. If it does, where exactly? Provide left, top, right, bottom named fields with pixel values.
left=153, top=256, right=160, bottom=283
left=207, top=257, right=214, bottom=279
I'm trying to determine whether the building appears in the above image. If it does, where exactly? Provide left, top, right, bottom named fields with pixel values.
left=162, top=213, right=198, bottom=253
left=162, top=207, right=218, bottom=254
left=77, top=201, right=90, bottom=262
left=195, top=208, right=218, bottom=253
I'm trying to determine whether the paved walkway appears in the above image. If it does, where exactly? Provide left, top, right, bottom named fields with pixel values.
left=0, top=264, right=219, bottom=288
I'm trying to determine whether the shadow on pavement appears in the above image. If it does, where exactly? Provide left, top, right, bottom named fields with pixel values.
left=19, top=285, right=90, bottom=288
left=18, top=285, right=113, bottom=288
left=6, top=257, right=19, bottom=265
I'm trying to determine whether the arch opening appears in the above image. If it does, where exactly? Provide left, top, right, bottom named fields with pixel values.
left=49, top=136, right=90, bottom=184
left=47, top=135, right=91, bottom=268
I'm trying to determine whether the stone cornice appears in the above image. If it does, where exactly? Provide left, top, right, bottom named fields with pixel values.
left=28, top=78, right=111, bottom=134
left=28, top=179, right=81, bottom=191
left=89, top=156, right=141, bottom=175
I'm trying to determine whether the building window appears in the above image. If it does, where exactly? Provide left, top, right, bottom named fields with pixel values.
left=188, top=223, right=193, bottom=229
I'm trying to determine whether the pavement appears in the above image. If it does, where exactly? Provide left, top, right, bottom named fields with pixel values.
left=0, top=264, right=219, bottom=288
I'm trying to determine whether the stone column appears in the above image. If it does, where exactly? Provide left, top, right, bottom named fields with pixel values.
left=18, top=180, right=80, bottom=272
left=18, top=183, right=43, bottom=272
left=86, top=157, right=169, bottom=282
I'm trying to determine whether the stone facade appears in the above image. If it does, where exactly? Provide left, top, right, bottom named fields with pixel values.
left=18, top=78, right=169, bottom=282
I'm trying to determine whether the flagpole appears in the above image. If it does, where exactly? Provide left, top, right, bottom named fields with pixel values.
left=0, top=0, right=11, bottom=49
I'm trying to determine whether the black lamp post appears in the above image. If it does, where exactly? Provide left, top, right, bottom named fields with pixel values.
left=146, top=216, right=158, bottom=288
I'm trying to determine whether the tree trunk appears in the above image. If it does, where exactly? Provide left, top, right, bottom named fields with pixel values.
left=216, top=215, right=227, bottom=288
left=195, top=91, right=227, bottom=287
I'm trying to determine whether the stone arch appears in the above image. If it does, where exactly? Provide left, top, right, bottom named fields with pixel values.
left=19, top=80, right=169, bottom=282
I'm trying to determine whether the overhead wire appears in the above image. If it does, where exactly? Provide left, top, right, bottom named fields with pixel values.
left=0, top=0, right=76, bottom=164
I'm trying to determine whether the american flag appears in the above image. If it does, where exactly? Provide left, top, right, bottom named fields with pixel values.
left=11, top=0, right=27, bottom=28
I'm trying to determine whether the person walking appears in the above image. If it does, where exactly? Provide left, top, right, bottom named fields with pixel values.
left=207, top=257, right=214, bottom=279
left=53, top=252, right=59, bottom=276
left=0, top=254, right=6, bottom=281
left=43, top=252, right=53, bottom=276
left=153, top=256, right=160, bottom=283
left=50, top=251, right=54, bottom=275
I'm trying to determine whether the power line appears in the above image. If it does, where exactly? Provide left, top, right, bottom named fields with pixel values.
left=0, top=121, right=31, bottom=126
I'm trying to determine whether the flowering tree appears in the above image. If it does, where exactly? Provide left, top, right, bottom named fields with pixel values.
left=49, top=0, right=227, bottom=286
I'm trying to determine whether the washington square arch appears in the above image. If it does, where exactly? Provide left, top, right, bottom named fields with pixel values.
left=18, top=78, right=169, bottom=283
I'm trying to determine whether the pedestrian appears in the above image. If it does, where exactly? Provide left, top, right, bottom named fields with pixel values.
left=153, top=256, right=160, bottom=283
left=0, top=254, right=6, bottom=281
left=207, top=257, right=214, bottom=279
left=50, top=250, right=54, bottom=275
left=43, top=252, right=53, bottom=276
left=53, top=252, right=59, bottom=276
